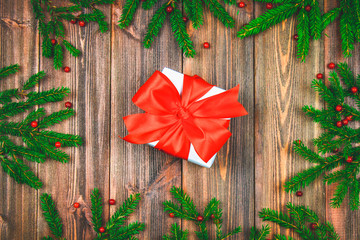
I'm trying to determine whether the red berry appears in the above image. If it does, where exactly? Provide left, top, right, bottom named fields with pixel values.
left=99, top=227, right=105, bottom=233
left=182, top=16, right=188, bottom=22
left=335, top=105, right=342, bottom=112
left=346, top=156, right=353, bottom=163
left=342, top=119, right=349, bottom=125
left=351, top=86, right=358, bottom=93
left=297, top=140, right=301, bottom=144
left=55, top=142, right=61, bottom=148
left=65, top=101, right=72, bottom=108
left=197, top=216, right=204, bottom=221
left=328, top=62, right=336, bottom=69
left=203, top=42, right=210, bottom=48
left=316, top=73, right=323, bottom=79
left=293, top=34, right=299, bottom=40
left=166, top=6, right=173, bottom=13
left=310, top=223, right=318, bottom=229
left=51, top=39, right=57, bottom=45
left=109, top=199, right=116, bottom=205
left=64, top=66, right=71, bottom=73
left=333, top=148, right=339, bottom=153
left=346, top=115, right=353, bottom=121
left=31, top=121, right=38, bottom=128
left=296, top=191, right=303, bottom=197
left=73, top=202, right=80, bottom=208
left=169, top=213, right=175, bottom=218
left=238, top=1, right=246, bottom=8
left=70, top=19, right=77, bottom=24
left=211, top=214, right=215, bottom=219
left=266, top=3, right=273, bottom=9
left=79, top=21, right=86, bottom=27
left=336, top=121, right=343, bottom=128
left=305, top=5, right=311, bottom=11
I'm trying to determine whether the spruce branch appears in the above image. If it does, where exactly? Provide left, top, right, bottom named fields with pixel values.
left=0, top=65, right=82, bottom=189
left=163, top=186, right=242, bottom=240
left=238, top=0, right=360, bottom=61
left=120, top=0, right=235, bottom=57
left=285, top=62, right=360, bottom=210
left=40, top=193, right=63, bottom=238
left=31, top=0, right=114, bottom=70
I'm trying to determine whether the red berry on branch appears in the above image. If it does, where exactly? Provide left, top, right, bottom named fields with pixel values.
left=310, top=223, right=318, bottom=229
left=333, top=148, right=339, bottom=153
left=305, top=5, right=311, bottom=11
left=328, top=62, right=336, bottom=69
left=293, top=34, right=299, bottom=40
left=211, top=214, right=215, bottom=219
left=346, top=156, right=353, bottom=163
left=203, top=42, right=210, bottom=48
left=166, top=6, right=173, bottom=13
left=73, top=202, right=80, bottom=208
left=55, top=142, right=61, bottom=148
left=335, top=105, right=342, bottom=112
left=351, top=86, right=358, bottom=93
left=65, top=102, right=72, bottom=108
left=266, top=3, right=273, bottom=9
left=109, top=199, right=116, bottom=205
left=238, top=1, right=246, bottom=8
left=346, top=115, right=353, bottom=121
left=169, top=213, right=175, bottom=218
left=64, top=66, right=71, bottom=73
left=316, top=73, right=323, bottom=79
left=197, top=216, right=204, bottom=221
left=70, top=19, right=77, bottom=24
left=51, top=39, right=57, bottom=45
left=342, top=119, right=349, bottom=125
left=182, top=16, right=188, bottom=22
left=31, top=121, right=38, bottom=128
left=99, top=227, right=105, bottom=233
left=296, top=191, right=303, bottom=197
left=336, top=121, right=343, bottom=128
left=79, top=21, right=86, bottom=27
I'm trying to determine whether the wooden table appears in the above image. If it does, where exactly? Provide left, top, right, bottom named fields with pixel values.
left=0, top=0, right=359, bottom=239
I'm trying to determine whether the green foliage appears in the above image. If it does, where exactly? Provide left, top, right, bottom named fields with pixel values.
left=238, top=0, right=360, bottom=61
left=285, top=62, right=360, bottom=210
left=257, top=202, right=339, bottom=240
left=40, top=193, right=63, bottom=238
left=0, top=65, right=82, bottom=189
left=40, top=188, right=144, bottom=239
left=31, top=0, right=114, bottom=70
left=119, top=0, right=235, bottom=57
left=163, top=186, right=242, bottom=240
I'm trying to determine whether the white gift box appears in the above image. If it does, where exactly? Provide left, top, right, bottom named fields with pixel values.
left=147, top=68, right=227, bottom=168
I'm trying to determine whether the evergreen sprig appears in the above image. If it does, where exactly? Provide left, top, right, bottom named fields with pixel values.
left=31, top=0, right=114, bottom=70
left=255, top=202, right=339, bottom=240
left=119, top=0, right=235, bottom=57
left=238, top=0, right=360, bottom=61
left=0, top=65, right=82, bottom=189
left=285, top=62, right=360, bottom=210
left=40, top=188, right=144, bottom=240
left=162, top=186, right=242, bottom=240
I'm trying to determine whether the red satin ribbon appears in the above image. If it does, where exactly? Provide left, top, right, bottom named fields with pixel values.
left=122, top=71, right=248, bottom=163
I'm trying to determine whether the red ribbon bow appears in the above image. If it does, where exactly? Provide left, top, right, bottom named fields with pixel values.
left=122, top=71, right=248, bottom=163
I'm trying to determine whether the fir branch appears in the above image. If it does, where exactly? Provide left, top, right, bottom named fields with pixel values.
left=119, top=0, right=140, bottom=29
left=91, top=188, right=104, bottom=233
left=63, top=40, right=81, bottom=57
left=296, top=7, right=310, bottom=62
left=249, top=225, right=271, bottom=240
left=0, top=64, right=20, bottom=80
left=143, top=4, right=167, bottom=48
left=40, top=193, right=63, bottom=238
left=203, top=0, right=235, bottom=28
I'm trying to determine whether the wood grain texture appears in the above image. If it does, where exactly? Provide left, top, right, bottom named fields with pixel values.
left=0, top=0, right=359, bottom=239
left=0, top=1, right=39, bottom=239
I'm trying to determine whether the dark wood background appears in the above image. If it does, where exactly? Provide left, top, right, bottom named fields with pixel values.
left=0, top=0, right=359, bottom=239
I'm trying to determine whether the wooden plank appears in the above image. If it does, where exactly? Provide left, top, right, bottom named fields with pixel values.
left=182, top=3, right=255, bottom=239
left=254, top=1, right=325, bottom=238
left=324, top=0, right=360, bottom=238
left=110, top=2, right=182, bottom=239
left=36, top=1, right=112, bottom=238
left=0, top=1, right=39, bottom=239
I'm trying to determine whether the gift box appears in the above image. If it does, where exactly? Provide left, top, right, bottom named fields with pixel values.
left=122, top=68, right=248, bottom=168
